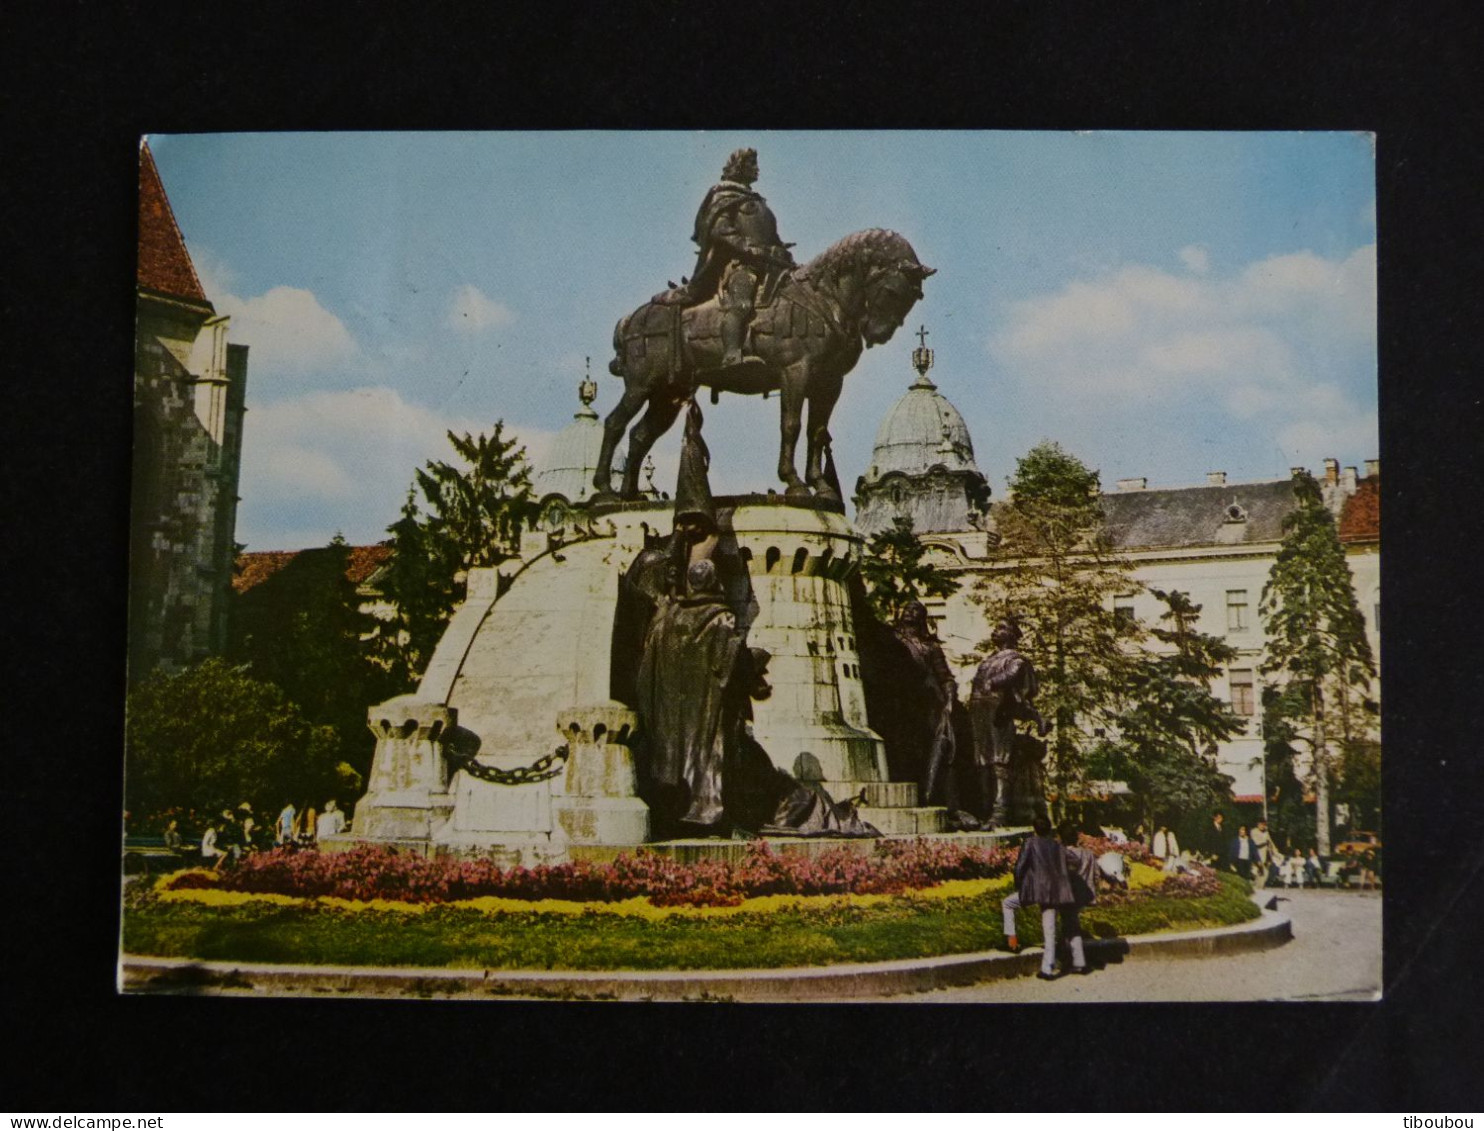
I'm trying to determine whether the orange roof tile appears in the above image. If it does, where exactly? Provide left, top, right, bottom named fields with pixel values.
left=138, top=141, right=211, bottom=306
left=1338, top=476, right=1380, bottom=543
left=233, top=544, right=393, bottom=594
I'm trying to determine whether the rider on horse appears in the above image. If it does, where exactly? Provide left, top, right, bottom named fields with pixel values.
left=672, top=148, right=796, bottom=370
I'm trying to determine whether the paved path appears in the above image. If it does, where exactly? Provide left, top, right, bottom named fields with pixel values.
left=884, top=889, right=1382, bottom=1002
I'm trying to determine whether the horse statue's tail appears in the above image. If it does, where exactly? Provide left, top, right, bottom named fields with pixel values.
left=609, top=312, right=628, bottom=377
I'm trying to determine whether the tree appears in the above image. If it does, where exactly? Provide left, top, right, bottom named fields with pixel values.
left=371, top=490, right=455, bottom=691
left=374, top=425, right=537, bottom=689
left=229, top=534, right=391, bottom=780
left=1259, top=470, right=1378, bottom=854
left=974, top=442, right=1142, bottom=817
left=1090, top=588, right=1241, bottom=835
left=125, top=659, right=350, bottom=820
left=858, top=515, right=960, bottom=621
left=415, top=425, right=535, bottom=572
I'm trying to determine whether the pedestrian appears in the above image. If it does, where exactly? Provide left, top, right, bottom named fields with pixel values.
left=1232, top=824, right=1257, bottom=880
left=1152, top=825, right=1179, bottom=860
left=1304, top=847, right=1324, bottom=887
left=237, top=802, right=257, bottom=853
left=316, top=798, right=345, bottom=840
left=200, top=820, right=226, bottom=870
left=1250, top=820, right=1276, bottom=888
left=1001, top=815, right=1076, bottom=980
left=1205, top=811, right=1229, bottom=868
left=298, top=802, right=318, bottom=845
left=163, top=818, right=183, bottom=853
left=276, top=801, right=297, bottom=846
left=1060, top=821, right=1097, bottom=975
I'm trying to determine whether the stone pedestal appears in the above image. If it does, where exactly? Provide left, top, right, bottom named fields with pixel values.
left=551, top=701, right=650, bottom=845
left=723, top=502, right=886, bottom=784
left=352, top=696, right=455, bottom=841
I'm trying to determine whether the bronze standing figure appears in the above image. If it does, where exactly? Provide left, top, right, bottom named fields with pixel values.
left=969, top=619, right=1051, bottom=827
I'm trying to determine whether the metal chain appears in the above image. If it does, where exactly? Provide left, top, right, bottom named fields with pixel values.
left=447, top=744, right=570, bottom=786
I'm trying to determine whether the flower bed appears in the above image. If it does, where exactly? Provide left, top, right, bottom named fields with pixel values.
left=165, top=839, right=1018, bottom=908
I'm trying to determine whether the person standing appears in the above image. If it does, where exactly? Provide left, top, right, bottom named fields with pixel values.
left=316, top=799, right=345, bottom=840
left=1002, top=815, right=1076, bottom=979
left=1152, top=825, right=1179, bottom=861
left=1250, top=819, right=1276, bottom=888
left=200, top=821, right=225, bottom=869
left=1205, top=811, right=1229, bottom=869
left=1060, top=821, right=1098, bottom=975
left=276, top=801, right=297, bottom=846
left=1232, top=825, right=1257, bottom=880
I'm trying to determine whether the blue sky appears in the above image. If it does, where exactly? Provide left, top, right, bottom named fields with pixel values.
left=149, top=131, right=1377, bottom=551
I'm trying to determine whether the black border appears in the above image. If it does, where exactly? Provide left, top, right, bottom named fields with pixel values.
left=6, top=0, right=1483, bottom=1112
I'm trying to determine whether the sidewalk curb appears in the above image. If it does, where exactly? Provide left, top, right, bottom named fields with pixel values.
left=121, top=905, right=1292, bottom=1002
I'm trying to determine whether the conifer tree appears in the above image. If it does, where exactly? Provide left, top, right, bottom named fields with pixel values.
left=371, top=490, right=455, bottom=691
left=375, top=424, right=536, bottom=688
left=1259, top=470, right=1377, bottom=853
left=1092, top=588, right=1241, bottom=833
left=859, top=515, right=960, bottom=622
left=974, top=442, right=1142, bottom=816
left=415, top=424, right=535, bottom=573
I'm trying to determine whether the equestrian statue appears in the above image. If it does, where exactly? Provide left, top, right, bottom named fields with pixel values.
left=595, top=147, right=935, bottom=502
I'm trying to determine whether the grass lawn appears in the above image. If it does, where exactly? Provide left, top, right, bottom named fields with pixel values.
left=122, top=871, right=1258, bottom=972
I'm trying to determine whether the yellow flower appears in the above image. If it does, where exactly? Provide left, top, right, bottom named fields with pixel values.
left=156, top=876, right=1015, bottom=920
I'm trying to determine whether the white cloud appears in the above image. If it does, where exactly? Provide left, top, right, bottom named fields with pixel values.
left=236, top=385, right=554, bottom=549
left=195, top=255, right=359, bottom=378
left=986, top=243, right=1377, bottom=478
left=1178, top=244, right=1210, bottom=274
left=446, top=284, right=515, bottom=332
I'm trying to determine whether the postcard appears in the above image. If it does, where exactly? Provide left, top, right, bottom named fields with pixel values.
left=123, top=131, right=1379, bottom=1002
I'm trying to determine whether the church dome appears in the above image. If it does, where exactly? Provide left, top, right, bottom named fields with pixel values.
left=532, top=385, right=605, bottom=505
left=863, top=364, right=980, bottom=483
left=853, top=333, right=991, bottom=537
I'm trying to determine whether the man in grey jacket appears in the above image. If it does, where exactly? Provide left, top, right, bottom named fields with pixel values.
left=1060, top=820, right=1099, bottom=975
left=1002, top=815, right=1076, bottom=979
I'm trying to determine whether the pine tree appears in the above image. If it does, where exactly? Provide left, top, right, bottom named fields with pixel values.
left=374, top=424, right=537, bottom=688
left=974, top=441, right=1142, bottom=817
left=1092, top=588, right=1241, bottom=834
left=859, top=515, right=960, bottom=621
left=1259, top=470, right=1377, bottom=854
left=415, top=424, right=535, bottom=572
left=372, top=490, right=457, bottom=691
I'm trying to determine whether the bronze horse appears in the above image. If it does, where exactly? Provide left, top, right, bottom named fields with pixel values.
left=596, top=228, right=934, bottom=500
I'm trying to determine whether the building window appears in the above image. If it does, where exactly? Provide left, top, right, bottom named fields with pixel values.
left=1226, top=589, right=1249, bottom=632
left=1229, top=668, right=1256, bottom=716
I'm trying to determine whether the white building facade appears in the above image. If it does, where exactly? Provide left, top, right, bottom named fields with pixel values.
left=852, top=341, right=1380, bottom=803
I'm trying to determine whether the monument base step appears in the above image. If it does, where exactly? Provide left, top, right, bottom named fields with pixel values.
left=821, top=780, right=919, bottom=808
left=858, top=805, right=948, bottom=835
left=568, top=828, right=1024, bottom=866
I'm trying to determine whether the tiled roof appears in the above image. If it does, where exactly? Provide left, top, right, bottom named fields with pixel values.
left=138, top=141, right=211, bottom=306
left=234, top=543, right=393, bottom=594
left=1338, top=476, right=1380, bottom=543
left=1099, top=478, right=1300, bottom=550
